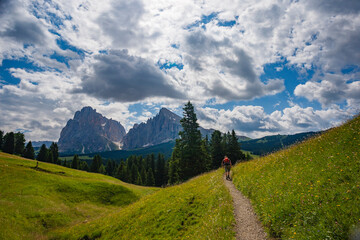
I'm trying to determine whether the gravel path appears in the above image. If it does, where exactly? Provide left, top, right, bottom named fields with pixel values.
left=224, top=175, right=268, bottom=240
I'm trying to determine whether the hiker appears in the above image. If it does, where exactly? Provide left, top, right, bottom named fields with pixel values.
left=222, top=155, right=232, bottom=180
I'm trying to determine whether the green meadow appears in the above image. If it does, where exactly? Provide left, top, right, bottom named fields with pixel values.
left=0, top=153, right=157, bottom=240
left=232, top=115, right=360, bottom=239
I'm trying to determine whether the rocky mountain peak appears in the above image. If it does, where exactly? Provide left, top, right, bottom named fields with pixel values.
left=58, top=106, right=126, bottom=154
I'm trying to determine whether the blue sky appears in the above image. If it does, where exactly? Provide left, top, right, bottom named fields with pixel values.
left=0, top=0, right=359, bottom=141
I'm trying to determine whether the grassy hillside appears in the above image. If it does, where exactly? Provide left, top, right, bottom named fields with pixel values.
left=0, top=153, right=157, bottom=240
left=232, top=115, right=360, bottom=239
left=53, top=169, right=235, bottom=240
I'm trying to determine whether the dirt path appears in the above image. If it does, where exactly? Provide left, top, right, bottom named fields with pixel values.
left=224, top=174, right=268, bottom=240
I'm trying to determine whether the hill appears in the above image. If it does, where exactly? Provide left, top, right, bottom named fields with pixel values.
left=240, top=131, right=320, bottom=155
left=0, top=152, right=156, bottom=240
left=52, top=169, right=235, bottom=240
left=232, top=115, right=360, bottom=239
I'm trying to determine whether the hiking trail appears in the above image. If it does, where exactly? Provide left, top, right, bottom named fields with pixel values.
left=223, top=174, right=268, bottom=240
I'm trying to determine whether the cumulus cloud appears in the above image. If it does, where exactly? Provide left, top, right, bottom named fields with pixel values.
left=197, top=105, right=354, bottom=138
left=75, top=49, right=184, bottom=102
left=294, top=72, right=360, bottom=107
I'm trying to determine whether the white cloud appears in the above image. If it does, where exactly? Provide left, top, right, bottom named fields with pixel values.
left=197, top=104, right=354, bottom=138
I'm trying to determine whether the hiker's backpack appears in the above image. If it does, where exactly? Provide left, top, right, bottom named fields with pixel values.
left=224, top=157, right=230, bottom=165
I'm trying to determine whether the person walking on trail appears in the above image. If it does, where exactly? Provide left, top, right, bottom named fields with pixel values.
left=222, top=155, right=232, bottom=180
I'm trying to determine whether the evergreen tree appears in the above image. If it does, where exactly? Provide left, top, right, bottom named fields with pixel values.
left=3, top=132, right=15, bottom=154
left=178, top=101, right=204, bottom=180
left=210, top=130, right=224, bottom=169
left=155, top=153, right=166, bottom=186
left=140, top=165, right=147, bottom=186
left=146, top=168, right=155, bottom=186
left=168, top=139, right=181, bottom=184
left=14, top=132, right=25, bottom=155
left=37, top=144, right=48, bottom=162
left=136, top=172, right=143, bottom=185
left=0, top=130, right=3, bottom=150
left=46, top=151, right=54, bottom=163
left=130, top=163, right=138, bottom=184
left=99, top=164, right=106, bottom=174
left=71, top=154, right=80, bottom=169
left=106, top=159, right=116, bottom=176
left=90, top=154, right=102, bottom=173
left=80, top=161, right=90, bottom=171
left=49, top=142, right=59, bottom=164
left=23, top=141, right=35, bottom=159
left=228, top=130, right=245, bottom=163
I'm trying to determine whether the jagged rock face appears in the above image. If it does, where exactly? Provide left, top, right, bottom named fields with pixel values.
left=58, top=107, right=126, bottom=154
left=122, top=108, right=215, bottom=150
left=122, top=108, right=182, bottom=150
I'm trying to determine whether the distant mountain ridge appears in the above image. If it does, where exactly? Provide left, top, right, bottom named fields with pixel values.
left=58, top=107, right=126, bottom=154
left=240, top=131, right=320, bottom=155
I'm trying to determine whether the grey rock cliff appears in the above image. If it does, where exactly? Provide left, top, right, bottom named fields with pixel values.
left=58, top=106, right=126, bottom=154
left=122, top=108, right=214, bottom=150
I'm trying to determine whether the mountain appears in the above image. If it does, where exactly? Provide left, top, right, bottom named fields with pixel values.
left=240, top=131, right=320, bottom=155
left=122, top=108, right=215, bottom=150
left=122, top=108, right=181, bottom=150
left=58, top=106, right=126, bottom=154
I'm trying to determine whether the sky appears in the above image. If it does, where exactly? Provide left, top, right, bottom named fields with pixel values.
left=0, top=0, right=359, bottom=141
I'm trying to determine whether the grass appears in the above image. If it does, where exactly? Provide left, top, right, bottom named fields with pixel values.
left=0, top=153, right=157, bottom=240
left=52, top=169, right=235, bottom=240
left=232, top=115, right=360, bottom=239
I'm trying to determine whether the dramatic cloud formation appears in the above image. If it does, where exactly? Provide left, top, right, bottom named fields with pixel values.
left=76, top=50, right=184, bottom=102
left=0, top=0, right=359, bottom=141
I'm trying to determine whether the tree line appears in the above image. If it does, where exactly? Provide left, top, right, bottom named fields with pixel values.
left=0, top=130, right=36, bottom=159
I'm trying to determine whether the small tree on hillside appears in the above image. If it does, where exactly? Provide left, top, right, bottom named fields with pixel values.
left=3, top=132, right=15, bottom=154
left=71, top=154, right=80, bottom=169
left=90, top=155, right=102, bottom=173
left=37, top=144, right=48, bottom=162
left=14, top=132, right=25, bottom=155
left=49, top=142, right=59, bottom=164
left=23, top=141, right=35, bottom=159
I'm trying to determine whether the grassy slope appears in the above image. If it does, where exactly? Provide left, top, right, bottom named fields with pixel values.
left=232, top=115, right=360, bottom=239
left=53, top=169, right=235, bottom=240
left=0, top=153, right=157, bottom=240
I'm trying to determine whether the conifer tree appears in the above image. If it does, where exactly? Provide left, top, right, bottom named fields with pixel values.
left=71, top=154, right=80, bottom=169
left=49, top=142, right=59, bottom=164
left=23, top=141, right=35, bottom=159
left=140, top=166, right=147, bottom=185
left=99, top=164, right=106, bottom=174
left=80, top=161, right=90, bottom=171
left=136, top=172, right=142, bottom=185
left=155, top=153, right=166, bottom=186
left=3, top=132, right=15, bottom=154
left=146, top=168, right=155, bottom=186
left=210, top=130, right=224, bottom=169
left=90, top=154, right=102, bottom=173
left=37, top=144, right=48, bottom=162
left=228, top=129, right=245, bottom=163
left=178, top=101, right=204, bottom=180
left=14, top=132, right=25, bottom=155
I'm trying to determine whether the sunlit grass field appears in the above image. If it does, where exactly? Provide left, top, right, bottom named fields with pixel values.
left=52, top=169, right=235, bottom=240
left=232, top=115, right=360, bottom=239
left=0, top=153, right=157, bottom=240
